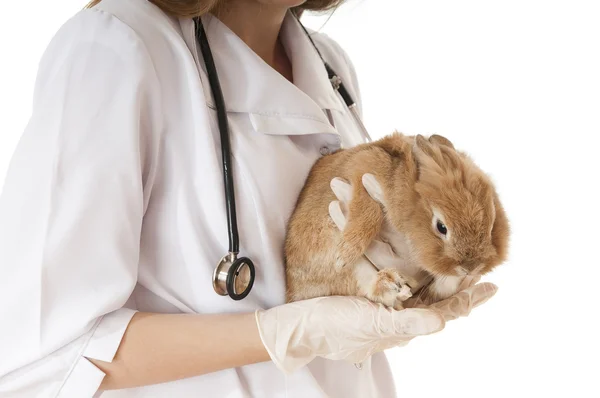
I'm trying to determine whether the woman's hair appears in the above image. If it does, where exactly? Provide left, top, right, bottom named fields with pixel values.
left=85, top=0, right=344, bottom=18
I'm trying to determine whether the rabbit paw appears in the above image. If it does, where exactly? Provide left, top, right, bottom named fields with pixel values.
left=366, top=268, right=412, bottom=310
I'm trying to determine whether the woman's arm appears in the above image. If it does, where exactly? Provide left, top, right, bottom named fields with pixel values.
left=90, top=311, right=270, bottom=390
left=0, top=10, right=176, bottom=396
left=0, top=10, right=273, bottom=396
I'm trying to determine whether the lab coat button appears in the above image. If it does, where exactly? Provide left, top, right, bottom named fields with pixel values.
left=320, top=146, right=331, bottom=155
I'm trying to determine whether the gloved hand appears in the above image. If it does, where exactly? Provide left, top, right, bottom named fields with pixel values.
left=255, top=294, right=446, bottom=374
left=254, top=174, right=497, bottom=375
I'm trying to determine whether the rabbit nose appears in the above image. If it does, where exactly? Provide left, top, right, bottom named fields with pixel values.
left=461, top=260, right=484, bottom=275
left=461, top=259, right=479, bottom=271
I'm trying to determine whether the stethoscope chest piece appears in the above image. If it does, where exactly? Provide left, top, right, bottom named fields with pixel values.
left=213, top=252, right=255, bottom=300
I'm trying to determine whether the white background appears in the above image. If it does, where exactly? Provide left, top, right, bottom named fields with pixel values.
left=1, top=1, right=599, bottom=397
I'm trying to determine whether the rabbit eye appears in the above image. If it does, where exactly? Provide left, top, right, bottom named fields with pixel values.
left=431, top=208, right=449, bottom=239
left=436, top=220, right=448, bottom=235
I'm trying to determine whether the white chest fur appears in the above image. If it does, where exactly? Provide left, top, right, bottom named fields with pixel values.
left=384, top=225, right=432, bottom=293
left=384, top=222, right=461, bottom=300
left=428, top=275, right=463, bottom=300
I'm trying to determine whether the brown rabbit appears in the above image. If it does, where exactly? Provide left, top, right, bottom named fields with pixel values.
left=284, top=132, right=509, bottom=310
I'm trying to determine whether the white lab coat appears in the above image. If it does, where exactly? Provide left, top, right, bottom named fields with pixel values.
left=0, top=0, right=397, bottom=396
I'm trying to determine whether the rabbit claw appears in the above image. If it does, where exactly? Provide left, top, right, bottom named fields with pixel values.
left=367, top=268, right=412, bottom=310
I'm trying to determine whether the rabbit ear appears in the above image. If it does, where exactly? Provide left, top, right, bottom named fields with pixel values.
left=429, top=134, right=455, bottom=149
left=412, top=134, right=445, bottom=180
left=374, top=132, right=422, bottom=183
left=376, top=131, right=410, bottom=158
left=412, top=134, right=440, bottom=164
left=413, top=134, right=433, bottom=155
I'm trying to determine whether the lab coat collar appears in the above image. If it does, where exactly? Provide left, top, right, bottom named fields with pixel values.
left=278, top=12, right=345, bottom=113
left=178, top=11, right=344, bottom=136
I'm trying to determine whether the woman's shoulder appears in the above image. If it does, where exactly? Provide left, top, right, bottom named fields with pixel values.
left=88, top=0, right=184, bottom=42
left=307, top=29, right=364, bottom=114
left=307, top=30, right=353, bottom=67
left=30, top=0, right=171, bottom=150
left=43, top=0, right=180, bottom=69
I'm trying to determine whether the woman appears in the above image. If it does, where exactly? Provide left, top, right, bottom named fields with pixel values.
left=0, top=0, right=497, bottom=396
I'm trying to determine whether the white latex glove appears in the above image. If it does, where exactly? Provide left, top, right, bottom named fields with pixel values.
left=255, top=295, right=446, bottom=374
left=255, top=175, right=498, bottom=375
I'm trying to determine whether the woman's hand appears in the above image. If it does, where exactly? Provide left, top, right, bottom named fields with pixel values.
left=254, top=175, right=497, bottom=375
left=254, top=262, right=495, bottom=376
left=255, top=292, right=446, bottom=373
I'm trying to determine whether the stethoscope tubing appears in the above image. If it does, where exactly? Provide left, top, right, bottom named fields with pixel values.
left=195, top=18, right=240, bottom=255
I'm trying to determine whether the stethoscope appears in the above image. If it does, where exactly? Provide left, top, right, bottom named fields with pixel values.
left=194, top=13, right=372, bottom=301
